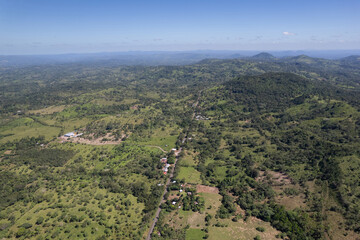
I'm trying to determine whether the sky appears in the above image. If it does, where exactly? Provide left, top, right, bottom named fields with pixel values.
left=0, top=0, right=359, bottom=55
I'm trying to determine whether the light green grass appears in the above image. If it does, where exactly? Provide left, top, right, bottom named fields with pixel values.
left=0, top=120, right=60, bottom=143
left=186, top=228, right=205, bottom=240
left=179, top=151, right=196, bottom=167
left=130, top=126, right=179, bottom=152
left=178, top=167, right=202, bottom=184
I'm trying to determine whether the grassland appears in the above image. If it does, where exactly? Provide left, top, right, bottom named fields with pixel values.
left=177, top=167, right=202, bottom=184
left=185, top=228, right=205, bottom=240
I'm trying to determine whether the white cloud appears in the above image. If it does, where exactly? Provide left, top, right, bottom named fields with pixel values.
left=283, top=31, right=296, bottom=36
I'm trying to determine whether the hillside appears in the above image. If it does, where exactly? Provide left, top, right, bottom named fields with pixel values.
left=164, top=72, right=360, bottom=239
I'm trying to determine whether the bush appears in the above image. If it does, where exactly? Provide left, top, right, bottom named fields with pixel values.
left=256, top=227, right=265, bottom=232
left=36, top=217, right=44, bottom=225
left=16, top=227, right=29, bottom=238
left=19, top=223, right=32, bottom=229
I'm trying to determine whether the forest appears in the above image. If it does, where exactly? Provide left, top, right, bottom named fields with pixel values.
left=0, top=53, right=360, bottom=239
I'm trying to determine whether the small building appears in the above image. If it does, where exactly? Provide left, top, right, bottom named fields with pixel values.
left=172, top=201, right=176, bottom=205
left=165, top=164, right=171, bottom=168
left=179, top=189, right=183, bottom=193
left=64, top=132, right=75, bottom=137
left=172, top=180, right=177, bottom=183
left=171, top=148, right=177, bottom=151
left=160, top=158, right=167, bottom=163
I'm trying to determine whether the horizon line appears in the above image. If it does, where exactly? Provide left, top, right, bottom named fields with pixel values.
left=2, top=49, right=360, bottom=56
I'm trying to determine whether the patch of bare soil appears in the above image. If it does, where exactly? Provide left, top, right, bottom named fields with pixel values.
left=187, top=212, right=205, bottom=227
left=257, top=170, right=306, bottom=210
left=257, top=170, right=292, bottom=185
left=275, top=193, right=306, bottom=211
left=196, top=185, right=219, bottom=194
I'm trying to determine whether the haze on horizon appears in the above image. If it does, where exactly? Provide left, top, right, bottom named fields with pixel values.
left=1, top=0, right=359, bottom=55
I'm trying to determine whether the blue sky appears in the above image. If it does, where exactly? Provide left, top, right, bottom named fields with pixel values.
left=0, top=0, right=359, bottom=54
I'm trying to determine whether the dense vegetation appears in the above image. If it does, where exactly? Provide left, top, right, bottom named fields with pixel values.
left=0, top=53, right=360, bottom=239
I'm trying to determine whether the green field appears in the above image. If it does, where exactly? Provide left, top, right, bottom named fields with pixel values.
left=186, top=228, right=205, bottom=240
left=177, top=167, right=202, bottom=184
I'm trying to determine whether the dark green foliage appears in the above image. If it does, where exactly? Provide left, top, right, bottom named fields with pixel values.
left=217, top=194, right=236, bottom=219
left=224, top=73, right=314, bottom=113
left=0, top=171, right=35, bottom=210
left=14, top=148, right=74, bottom=168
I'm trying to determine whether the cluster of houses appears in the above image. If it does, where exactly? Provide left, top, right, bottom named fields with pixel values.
left=64, top=131, right=83, bottom=138
left=160, top=148, right=178, bottom=175
left=160, top=157, right=170, bottom=175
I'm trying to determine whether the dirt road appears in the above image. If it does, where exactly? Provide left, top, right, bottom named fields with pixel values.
left=145, top=149, right=181, bottom=240
left=145, top=90, right=202, bottom=240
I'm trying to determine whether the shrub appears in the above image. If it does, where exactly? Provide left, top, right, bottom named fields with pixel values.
left=19, top=223, right=32, bottom=229
left=256, top=227, right=265, bottom=232
left=36, top=217, right=44, bottom=225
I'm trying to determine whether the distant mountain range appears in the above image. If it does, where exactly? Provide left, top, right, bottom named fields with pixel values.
left=1, top=50, right=360, bottom=67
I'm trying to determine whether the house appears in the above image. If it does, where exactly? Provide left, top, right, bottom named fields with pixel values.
left=179, top=189, right=183, bottom=193
left=64, top=132, right=75, bottom=137
left=172, top=201, right=176, bottom=205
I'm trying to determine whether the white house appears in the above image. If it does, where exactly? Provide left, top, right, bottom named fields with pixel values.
left=64, top=132, right=75, bottom=137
